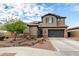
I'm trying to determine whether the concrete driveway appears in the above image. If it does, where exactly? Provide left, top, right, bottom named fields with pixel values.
left=0, top=38, right=79, bottom=56
left=49, top=38, right=79, bottom=56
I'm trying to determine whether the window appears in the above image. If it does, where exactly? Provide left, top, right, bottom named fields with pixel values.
left=48, top=17, right=53, bottom=23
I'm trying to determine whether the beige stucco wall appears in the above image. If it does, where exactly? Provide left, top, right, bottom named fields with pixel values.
left=39, top=15, right=57, bottom=27
left=39, top=15, right=65, bottom=27
left=58, top=18, right=65, bottom=26
left=43, top=15, right=57, bottom=26
left=23, top=26, right=30, bottom=33
left=64, top=28, right=68, bottom=38
left=68, top=30, right=79, bottom=38
left=29, top=26, right=38, bottom=37
left=42, top=28, right=48, bottom=38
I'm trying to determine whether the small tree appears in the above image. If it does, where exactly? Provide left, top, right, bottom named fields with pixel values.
left=4, top=19, right=26, bottom=40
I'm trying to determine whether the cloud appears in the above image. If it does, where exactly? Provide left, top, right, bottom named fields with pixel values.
left=0, top=3, right=54, bottom=23
left=74, top=6, right=79, bottom=11
left=70, top=4, right=79, bottom=11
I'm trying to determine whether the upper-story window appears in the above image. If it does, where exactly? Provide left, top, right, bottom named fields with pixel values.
left=48, top=17, right=53, bottom=24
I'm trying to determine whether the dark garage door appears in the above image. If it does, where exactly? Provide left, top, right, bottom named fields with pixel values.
left=48, top=29, right=64, bottom=37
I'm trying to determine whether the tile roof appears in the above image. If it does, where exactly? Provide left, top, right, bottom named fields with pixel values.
left=68, top=26, right=79, bottom=30
left=42, top=13, right=66, bottom=19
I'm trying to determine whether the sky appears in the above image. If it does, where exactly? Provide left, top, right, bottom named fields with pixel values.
left=0, top=3, right=79, bottom=28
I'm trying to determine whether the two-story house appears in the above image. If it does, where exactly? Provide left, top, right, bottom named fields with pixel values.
left=27, top=13, right=68, bottom=38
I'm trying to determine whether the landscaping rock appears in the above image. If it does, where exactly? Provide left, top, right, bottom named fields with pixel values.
left=19, top=41, right=33, bottom=46
left=0, top=43, right=15, bottom=47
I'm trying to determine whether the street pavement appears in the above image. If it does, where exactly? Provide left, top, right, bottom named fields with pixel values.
left=0, top=47, right=56, bottom=56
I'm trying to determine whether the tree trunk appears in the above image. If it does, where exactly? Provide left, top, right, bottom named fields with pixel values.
left=13, top=32, right=17, bottom=41
left=11, top=32, right=14, bottom=38
left=11, top=32, right=17, bottom=41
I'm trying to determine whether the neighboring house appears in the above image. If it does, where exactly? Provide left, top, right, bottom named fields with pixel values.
left=68, top=27, right=79, bottom=38
left=27, top=13, right=68, bottom=38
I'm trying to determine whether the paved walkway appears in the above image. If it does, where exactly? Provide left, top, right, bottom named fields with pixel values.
left=0, top=38, right=79, bottom=56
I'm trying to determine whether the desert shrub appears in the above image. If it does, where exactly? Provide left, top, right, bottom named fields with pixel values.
left=4, top=20, right=26, bottom=40
left=25, top=35, right=32, bottom=40
left=16, top=34, right=24, bottom=38
left=24, top=34, right=37, bottom=41
left=0, top=36, right=5, bottom=41
left=41, top=38, right=46, bottom=42
left=30, top=36, right=36, bottom=40
left=5, top=37, right=9, bottom=39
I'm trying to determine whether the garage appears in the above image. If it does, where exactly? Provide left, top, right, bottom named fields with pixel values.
left=48, top=29, right=64, bottom=37
left=68, top=27, right=79, bottom=38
